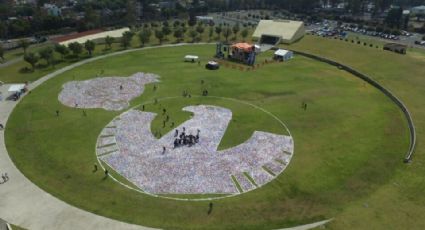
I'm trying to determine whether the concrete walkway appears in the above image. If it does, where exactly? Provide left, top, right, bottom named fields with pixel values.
left=0, top=44, right=331, bottom=230
left=0, top=57, right=22, bottom=69
left=0, top=84, right=154, bottom=230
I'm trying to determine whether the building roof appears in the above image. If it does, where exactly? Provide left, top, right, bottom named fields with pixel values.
left=8, top=84, right=26, bottom=92
left=274, top=49, right=290, bottom=57
left=412, top=5, right=425, bottom=10
left=253, top=20, right=304, bottom=41
left=231, top=43, right=254, bottom=52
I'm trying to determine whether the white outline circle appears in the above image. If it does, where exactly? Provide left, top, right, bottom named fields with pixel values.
left=96, top=95, right=294, bottom=201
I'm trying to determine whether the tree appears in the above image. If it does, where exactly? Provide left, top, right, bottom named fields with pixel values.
left=155, top=30, right=165, bottom=44
left=84, top=40, right=96, bottom=56
left=385, top=7, right=403, bottom=29
left=173, top=28, right=184, bottom=42
left=54, top=44, right=69, bottom=60
left=223, top=27, right=232, bottom=42
left=138, top=29, right=152, bottom=47
left=68, top=42, right=83, bottom=57
left=24, top=52, right=39, bottom=71
left=83, top=6, right=100, bottom=30
left=162, top=26, right=172, bottom=37
left=189, top=30, right=198, bottom=43
left=125, top=0, right=138, bottom=26
left=196, top=25, right=205, bottom=35
left=215, top=26, right=222, bottom=39
left=18, top=39, right=30, bottom=54
left=105, top=36, right=115, bottom=49
left=188, top=11, right=197, bottom=27
left=208, top=26, right=214, bottom=41
left=0, top=45, right=4, bottom=62
left=39, top=47, right=54, bottom=66
left=121, top=31, right=134, bottom=49
left=232, top=24, right=240, bottom=38
left=241, top=28, right=249, bottom=41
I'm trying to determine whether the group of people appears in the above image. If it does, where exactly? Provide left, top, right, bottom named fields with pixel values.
left=0, top=173, right=9, bottom=184
left=173, top=127, right=200, bottom=148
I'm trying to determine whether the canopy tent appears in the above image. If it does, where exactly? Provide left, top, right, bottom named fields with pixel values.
left=8, top=84, right=26, bottom=92
left=274, top=49, right=293, bottom=61
left=231, top=43, right=254, bottom=52
left=205, top=61, right=219, bottom=70
left=230, top=43, right=257, bottom=65
left=184, top=55, right=199, bottom=62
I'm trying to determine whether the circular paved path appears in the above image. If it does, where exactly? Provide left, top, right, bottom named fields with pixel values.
left=0, top=43, right=330, bottom=230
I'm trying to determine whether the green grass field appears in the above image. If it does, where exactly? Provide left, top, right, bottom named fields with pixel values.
left=3, top=34, right=422, bottom=229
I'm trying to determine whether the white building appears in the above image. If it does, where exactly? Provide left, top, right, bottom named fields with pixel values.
left=274, top=49, right=293, bottom=61
left=411, top=5, right=425, bottom=15
left=253, top=20, right=305, bottom=44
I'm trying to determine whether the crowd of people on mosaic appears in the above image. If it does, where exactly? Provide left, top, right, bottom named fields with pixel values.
left=173, top=127, right=200, bottom=148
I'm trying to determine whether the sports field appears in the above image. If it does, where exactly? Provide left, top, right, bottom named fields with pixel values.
left=4, top=37, right=419, bottom=229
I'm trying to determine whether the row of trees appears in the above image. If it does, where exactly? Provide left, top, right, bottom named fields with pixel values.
left=21, top=22, right=252, bottom=71
left=135, top=22, right=250, bottom=45
left=23, top=40, right=96, bottom=71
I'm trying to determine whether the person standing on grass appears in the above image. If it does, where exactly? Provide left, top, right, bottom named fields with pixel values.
left=208, top=202, right=213, bottom=215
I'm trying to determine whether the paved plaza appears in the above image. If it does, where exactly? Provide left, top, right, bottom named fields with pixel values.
left=58, top=72, right=160, bottom=111
left=97, top=105, right=294, bottom=195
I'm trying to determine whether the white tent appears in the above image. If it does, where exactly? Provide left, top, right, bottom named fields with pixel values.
left=8, top=84, right=26, bottom=92
left=274, top=49, right=293, bottom=61
left=184, top=55, right=199, bottom=62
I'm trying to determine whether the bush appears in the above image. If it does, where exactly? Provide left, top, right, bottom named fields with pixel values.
left=370, top=44, right=373, bottom=47
left=357, top=41, right=361, bottom=44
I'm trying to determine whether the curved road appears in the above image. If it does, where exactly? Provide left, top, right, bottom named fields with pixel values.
left=0, top=43, right=330, bottom=230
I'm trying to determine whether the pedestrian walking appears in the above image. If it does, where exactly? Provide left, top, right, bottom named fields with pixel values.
left=56, top=110, right=60, bottom=116
left=93, top=163, right=98, bottom=173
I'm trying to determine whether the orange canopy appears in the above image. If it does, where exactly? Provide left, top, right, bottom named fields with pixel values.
left=231, top=43, right=254, bottom=52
